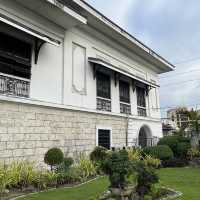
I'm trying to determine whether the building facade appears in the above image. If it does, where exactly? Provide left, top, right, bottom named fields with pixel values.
left=0, top=0, right=173, bottom=163
left=167, top=108, right=190, bottom=130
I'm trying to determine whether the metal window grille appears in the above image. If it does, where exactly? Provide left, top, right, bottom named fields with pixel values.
left=0, top=32, right=31, bottom=97
left=137, top=87, right=147, bottom=116
left=119, top=80, right=131, bottom=114
left=98, top=129, right=111, bottom=149
left=96, top=72, right=111, bottom=112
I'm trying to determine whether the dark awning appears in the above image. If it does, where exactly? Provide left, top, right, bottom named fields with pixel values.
left=88, top=57, right=159, bottom=88
left=0, top=15, right=61, bottom=46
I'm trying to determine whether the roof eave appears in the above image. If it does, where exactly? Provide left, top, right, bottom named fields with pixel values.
left=70, top=0, right=175, bottom=72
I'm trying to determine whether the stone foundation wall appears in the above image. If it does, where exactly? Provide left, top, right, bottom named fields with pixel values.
left=0, top=100, right=127, bottom=164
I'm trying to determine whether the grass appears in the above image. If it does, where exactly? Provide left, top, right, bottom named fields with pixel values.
left=19, top=177, right=109, bottom=200
left=158, top=167, right=200, bottom=200
left=19, top=168, right=200, bottom=200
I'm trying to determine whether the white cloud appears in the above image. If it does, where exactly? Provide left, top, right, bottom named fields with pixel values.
left=87, top=0, right=200, bottom=116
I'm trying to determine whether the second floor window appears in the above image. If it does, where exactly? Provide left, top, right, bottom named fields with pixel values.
left=0, top=31, right=32, bottom=98
left=137, top=86, right=147, bottom=117
left=96, top=72, right=111, bottom=112
left=119, top=80, right=131, bottom=114
left=0, top=32, right=32, bottom=79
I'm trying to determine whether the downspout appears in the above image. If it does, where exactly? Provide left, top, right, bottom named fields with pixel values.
left=126, top=114, right=130, bottom=147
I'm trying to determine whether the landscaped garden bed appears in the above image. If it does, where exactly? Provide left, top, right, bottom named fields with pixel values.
left=1, top=134, right=200, bottom=199
left=9, top=167, right=199, bottom=200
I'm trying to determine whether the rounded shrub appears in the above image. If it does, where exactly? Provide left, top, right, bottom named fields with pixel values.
left=90, top=146, right=107, bottom=163
left=44, top=148, right=64, bottom=169
left=143, top=145, right=174, bottom=161
left=158, top=136, right=179, bottom=154
left=158, top=136, right=190, bottom=157
left=57, top=157, right=74, bottom=173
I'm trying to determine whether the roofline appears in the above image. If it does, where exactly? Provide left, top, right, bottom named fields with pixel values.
left=46, top=0, right=87, bottom=24
left=70, top=0, right=175, bottom=70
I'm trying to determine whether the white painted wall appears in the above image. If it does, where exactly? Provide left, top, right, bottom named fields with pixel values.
left=63, top=27, right=160, bottom=119
left=0, top=0, right=65, bottom=104
left=0, top=0, right=161, bottom=124
left=30, top=42, right=63, bottom=104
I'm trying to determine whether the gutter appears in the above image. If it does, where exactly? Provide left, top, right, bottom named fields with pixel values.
left=45, top=0, right=87, bottom=24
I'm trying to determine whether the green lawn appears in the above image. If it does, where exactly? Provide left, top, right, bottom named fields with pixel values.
left=158, top=167, right=200, bottom=200
left=19, top=177, right=109, bottom=200
left=19, top=168, right=200, bottom=200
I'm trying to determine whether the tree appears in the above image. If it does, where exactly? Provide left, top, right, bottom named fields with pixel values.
left=187, top=109, right=200, bottom=136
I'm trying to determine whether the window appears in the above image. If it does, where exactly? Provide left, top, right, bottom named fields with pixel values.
left=0, top=32, right=32, bottom=79
left=97, top=129, right=111, bottom=149
left=0, top=32, right=32, bottom=97
left=96, top=71, right=111, bottom=112
left=136, top=86, right=147, bottom=116
left=119, top=80, right=131, bottom=114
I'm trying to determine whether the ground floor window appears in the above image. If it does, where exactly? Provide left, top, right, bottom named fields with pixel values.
left=97, top=128, right=111, bottom=149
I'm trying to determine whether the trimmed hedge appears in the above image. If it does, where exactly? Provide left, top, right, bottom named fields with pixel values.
left=177, top=142, right=191, bottom=158
left=162, top=158, right=189, bottom=168
left=143, top=145, right=174, bottom=161
left=158, top=136, right=190, bottom=157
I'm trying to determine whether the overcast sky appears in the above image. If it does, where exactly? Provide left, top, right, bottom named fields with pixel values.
left=87, top=0, right=200, bottom=116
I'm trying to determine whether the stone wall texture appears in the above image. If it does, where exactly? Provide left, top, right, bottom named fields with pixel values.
left=0, top=100, right=128, bottom=164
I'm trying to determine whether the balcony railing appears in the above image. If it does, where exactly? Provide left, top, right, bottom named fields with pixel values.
left=97, top=97, right=111, bottom=112
left=137, top=106, right=147, bottom=117
left=120, top=102, right=131, bottom=115
left=0, top=73, right=30, bottom=98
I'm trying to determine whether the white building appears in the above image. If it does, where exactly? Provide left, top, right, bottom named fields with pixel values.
left=0, top=0, right=174, bottom=163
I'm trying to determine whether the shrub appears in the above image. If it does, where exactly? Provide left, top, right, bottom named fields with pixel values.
left=33, top=171, right=57, bottom=190
left=57, top=167, right=83, bottom=185
left=44, top=148, right=64, bottom=170
left=90, top=146, right=107, bottom=163
left=158, top=136, right=190, bottom=157
left=143, top=145, right=174, bottom=161
left=0, top=164, right=11, bottom=194
left=143, top=155, right=161, bottom=168
left=76, top=155, right=96, bottom=180
left=57, top=157, right=74, bottom=173
left=127, top=148, right=142, bottom=161
left=162, top=158, right=188, bottom=168
left=7, top=161, right=37, bottom=190
left=102, top=149, right=132, bottom=188
left=187, top=148, right=200, bottom=160
left=135, top=161, right=159, bottom=197
left=158, top=136, right=179, bottom=154
left=177, top=142, right=191, bottom=158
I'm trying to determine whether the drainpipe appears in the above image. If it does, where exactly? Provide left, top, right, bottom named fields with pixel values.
left=126, top=114, right=130, bottom=147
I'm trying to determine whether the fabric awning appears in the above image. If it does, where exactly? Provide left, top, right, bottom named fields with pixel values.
left=88, top=57, right=159, bottom=88
left=0, top=15, right=61, bottom=46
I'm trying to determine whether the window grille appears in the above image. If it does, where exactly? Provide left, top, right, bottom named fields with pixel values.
left=119, top=80, right=131, bottom=114
left=137, top=87, right=147, bottom=116
left=98, top=129, right=111, bottom=149
left=0, top=32, right=32, bottom=97
left=96, top=72, right=111, bottom=112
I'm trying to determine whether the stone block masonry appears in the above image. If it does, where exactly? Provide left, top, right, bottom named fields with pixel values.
left=0, top=100, right=127, bottom=164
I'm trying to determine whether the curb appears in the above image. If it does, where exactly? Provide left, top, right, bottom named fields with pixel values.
left=159, top=187, right=182, bottom=200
